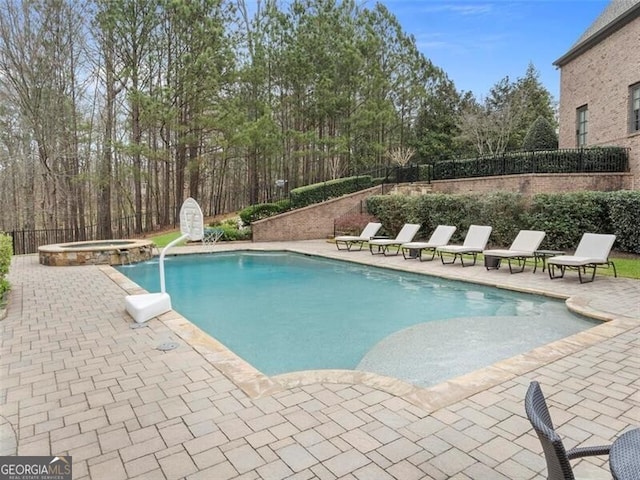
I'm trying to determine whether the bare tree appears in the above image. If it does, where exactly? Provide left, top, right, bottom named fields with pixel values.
left=0, top=0, right=91, bottom=231
left=387, top=146, right=415, bottom=166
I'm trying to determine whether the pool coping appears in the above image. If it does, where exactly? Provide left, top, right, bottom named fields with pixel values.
left=100, top=241, right=640, bottom=414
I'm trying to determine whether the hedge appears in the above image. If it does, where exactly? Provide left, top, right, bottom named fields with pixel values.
left=239, top=199, right=292, bottom=224
left=0, top=232, right=12, bottom=302
left=366, top=195, right=420, bottom=236
left=527, top=192, right=612, bottom=249
left=432, top=147, right=628, bottom=180
left=366, top=190, right=640, bottom=253
left=607, top=190, right=640, bottom=253
left=290, top=175, right=372, bottom=209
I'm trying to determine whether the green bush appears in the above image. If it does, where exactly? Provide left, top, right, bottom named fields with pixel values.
left=370, top=192, right=525, bottom=246
left=208, top=219, right=251, bottom=241
left=607, top=190, right=640, bottom=253
left=290, top=175, right=373, bottom=209
left=366, top=195, right=421, bottom=236
left=365, top=190, right=637, bottom=252
left=527, top=192, right=611, bottom=249
left=0, top=233, right=12, bottom=302
left=522, top=116, right=558, bottom=150
left=474, top=192, right=529, bottom=247
left=413, top=194, right=470, bottom=243
left=239, top=199, right=291, bottom=224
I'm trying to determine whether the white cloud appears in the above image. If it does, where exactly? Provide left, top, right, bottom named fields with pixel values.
left=414, top=2, right=494, bottom=16
left=414, top=30, right=509, bottom=54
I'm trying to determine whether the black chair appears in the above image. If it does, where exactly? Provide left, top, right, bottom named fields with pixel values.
left=525, top=381, right=611, bottom=480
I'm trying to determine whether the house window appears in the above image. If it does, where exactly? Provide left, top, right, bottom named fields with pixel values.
left=631, top=83, right=640, bottom=133
left=576, top=105, right=588, bottom=147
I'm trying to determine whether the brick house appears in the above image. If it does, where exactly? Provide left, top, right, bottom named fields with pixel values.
left=554, top=0, right=640, bottom=188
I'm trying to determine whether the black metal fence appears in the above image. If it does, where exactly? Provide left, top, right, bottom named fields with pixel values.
left=8, top=216, right=152, bottom=255
left=430, top=147, right=629, bottom=180
left=359, top=147, right=630, bottom=182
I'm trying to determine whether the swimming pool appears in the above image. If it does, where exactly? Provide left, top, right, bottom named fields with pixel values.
left=118, top=252, right=597, bottom=387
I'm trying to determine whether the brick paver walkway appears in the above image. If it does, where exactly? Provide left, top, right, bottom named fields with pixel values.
left=1, top=241, right=639, bottom=479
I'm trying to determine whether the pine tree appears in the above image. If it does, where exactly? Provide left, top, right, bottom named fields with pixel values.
left=522, top=116, right=558, bottom=151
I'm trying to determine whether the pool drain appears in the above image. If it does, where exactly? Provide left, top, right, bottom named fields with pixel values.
left=156, top=341, right=179, bottom=351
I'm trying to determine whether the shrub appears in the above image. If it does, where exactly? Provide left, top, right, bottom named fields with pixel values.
left=239, top=200, right=291, bottom=224
left=522, top=116, right=558, bottom=150
left=208, top=218, right=251, bottom=241
left=407, top=192, right=525, bottom=245
left=366, top=194, right=420, bottom=236
left=474, top=192, right=529, bottom=247
left=365, top=191, right=637, bottom=252
left=290, top=175, right=372, bottom=209
left=0, top=233, right=12, bottom=302
left=527, top=192, right=611, bottom=249
left=274, top=198, right=292, bottom=211
left=607, top=190, right=640, bottom=253
left=414, top=194, right=469, bottom=242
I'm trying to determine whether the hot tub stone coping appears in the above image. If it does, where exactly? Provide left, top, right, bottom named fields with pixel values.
left=38, top=239, right=155, bottom=266
left=38, top=238, right=154, bottom=253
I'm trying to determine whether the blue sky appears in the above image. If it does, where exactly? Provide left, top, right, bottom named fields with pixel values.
left=376, top=0, right=609, bottom=101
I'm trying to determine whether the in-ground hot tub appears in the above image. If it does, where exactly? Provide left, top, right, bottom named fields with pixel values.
left=38, top=239, right=155, bottom=266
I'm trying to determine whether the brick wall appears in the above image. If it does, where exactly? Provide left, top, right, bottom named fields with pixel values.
left=430, top=173, right=633, bottom=195
left=251, top=173, right=632, bottom=241
left=557, top=15, right=640, bottom=189
left=251, top=185, right=383, bottom=241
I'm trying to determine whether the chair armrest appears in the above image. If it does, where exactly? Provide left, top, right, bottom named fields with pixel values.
left=370, top=236, right=389, bottom=240
left=566, top=444, right=611, bottom=459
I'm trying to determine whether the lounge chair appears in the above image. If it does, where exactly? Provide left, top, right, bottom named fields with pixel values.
left=547, top=233, right=617, bottom=283
left=482, top=230, right=546, bottom=273
left=436, top=225, right=492, bottom=266
left=369, top=223, right=421, bottom=256
left=525, top=381, right=611, bottom=480
left=400, top=225, right=457, bottom=261
left=334, top=222, right=382, bottom=251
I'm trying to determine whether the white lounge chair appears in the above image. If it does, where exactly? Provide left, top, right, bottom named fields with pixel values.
left=482, top=230, right=546, bottom=273
left=547, top=233, right=617, bottom=283
left=334, top=222, right=382, bottom=251
left=400, top=225, right=457, bottom=261
left=369, top=223, right=421, bottom=256
left=436, top=225, right=492, bottom=267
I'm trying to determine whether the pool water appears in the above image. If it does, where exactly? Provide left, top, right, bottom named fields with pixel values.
left=118, top=252, right=597, bottom=386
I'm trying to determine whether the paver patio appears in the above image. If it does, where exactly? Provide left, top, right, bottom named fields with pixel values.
left=1, top=240, right=639, bottom=479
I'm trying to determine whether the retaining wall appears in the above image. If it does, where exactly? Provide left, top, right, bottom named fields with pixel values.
left=430, top=172, right=634, bottom=195
left=251, top=185, right=384, bottom=242
left=251, top=173, right=634, bottom=242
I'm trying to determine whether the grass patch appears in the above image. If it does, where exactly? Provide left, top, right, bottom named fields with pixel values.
left=604, top=256, right=640, bottom=279
left=150, top=231, right=187, bottom=248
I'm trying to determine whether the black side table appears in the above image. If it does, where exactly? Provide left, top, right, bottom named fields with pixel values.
left=610, top=428, right=640, bottom=480
left=533, top=250, right=564, bottom=273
